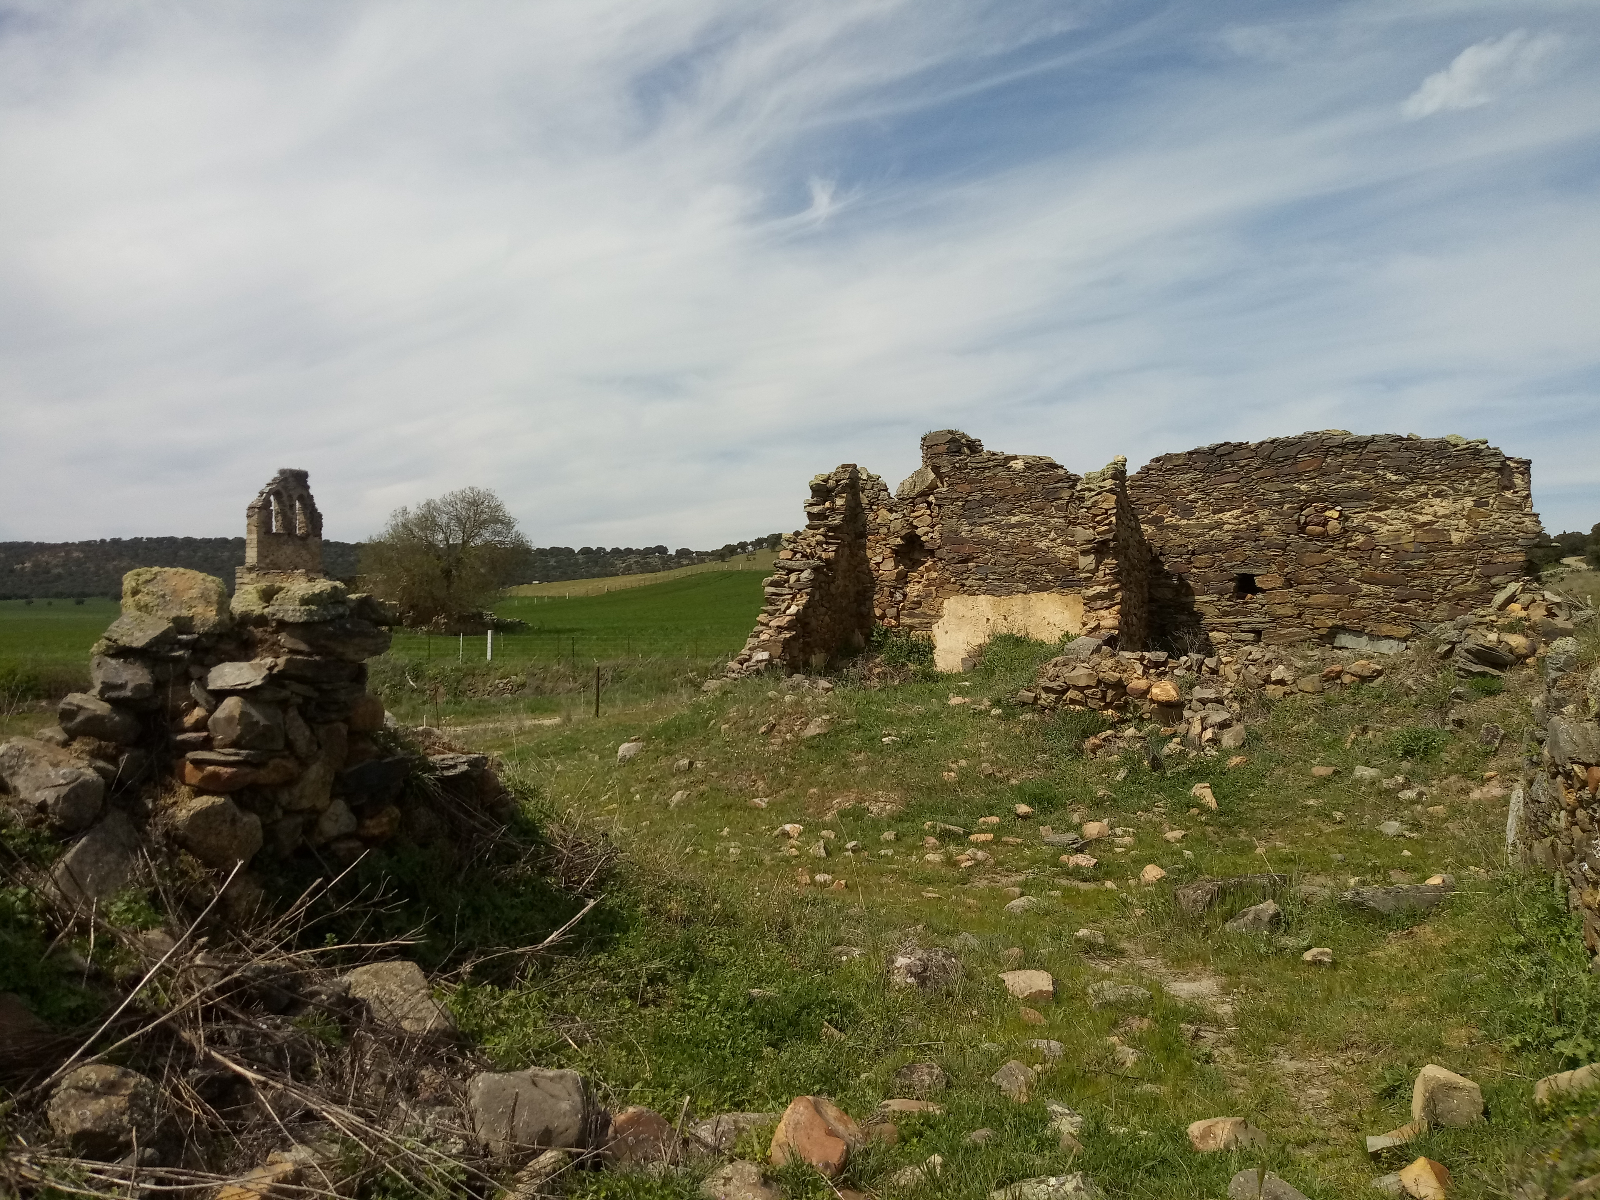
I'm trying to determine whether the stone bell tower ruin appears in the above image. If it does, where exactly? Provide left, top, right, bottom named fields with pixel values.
left=237, top=469, right=325, bottom=588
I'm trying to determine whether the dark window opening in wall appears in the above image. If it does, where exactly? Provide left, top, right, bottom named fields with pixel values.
left=894, top=532, right=930, bottom=574
left=1233, top=573, right=1263, bottom=599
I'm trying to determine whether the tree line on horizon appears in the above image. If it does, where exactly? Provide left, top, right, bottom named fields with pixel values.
left=1, top=525, right=783, bottom=602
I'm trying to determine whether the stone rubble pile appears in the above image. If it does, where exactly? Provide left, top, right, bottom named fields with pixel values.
left=1432, top=579, right=1583, bottom=680
left=1014, top=634, right=1386, bottom=751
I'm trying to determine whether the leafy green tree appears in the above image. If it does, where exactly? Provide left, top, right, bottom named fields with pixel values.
left=360, top=487, right=532, bottom=626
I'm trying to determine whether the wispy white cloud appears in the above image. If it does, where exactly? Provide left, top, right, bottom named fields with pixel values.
left=0, top=0, right=1596, bottom=547
left=1402, top=28, right=1564, bottom=118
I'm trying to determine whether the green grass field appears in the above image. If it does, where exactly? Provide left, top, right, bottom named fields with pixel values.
left=389, top=570, right=766, bottom=667
left=0, top=597, right=117, bottom=715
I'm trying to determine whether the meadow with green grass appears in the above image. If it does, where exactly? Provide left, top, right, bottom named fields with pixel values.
left=372, top=604, right=1597, bottom=1198
left=8, top=564, right=1600, bottom=1198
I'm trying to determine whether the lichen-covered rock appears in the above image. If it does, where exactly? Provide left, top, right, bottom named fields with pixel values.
left=989, top=1174, right=1103, bottom=1200
left=1411, top=1064, right=1483, bottom=1128
left=466, top=1067, right=598, bottom=1153
left=50, top=810, right=141, bottom=906
left=95, top=611, right=177, bottom=655
left=58, top=693, right=141, bottom=745
left=891, top=1062, right=949, bottom=1098
left=604, top=1105, right=685, bottom=1166
left=343, top=961, right=455, bottom=1036
left=690, top=1113, right=780, bottom=1154
left=0, top=737, right=105, bottom=834
left=209, top=696, right=286, bottom=752
left=122, top=566, right=232, bottom=635
left=169, top=792, right=263, bottom=868
left=46, top=1064, right=159, bottom=1159
left=206, top=660, right=275, bottom=692
left=89, top=655, right=155, bottom=704
left=1187, top=1117, right=1267, bottom=1152
left=701, top=1160, right=780, bottom=1200
left=886, top=947, right=962, bottom=991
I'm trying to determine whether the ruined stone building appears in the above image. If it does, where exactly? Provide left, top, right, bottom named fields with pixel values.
left=731, top=429, right=1542, bottom=674
left=238, top=468, right=325, bottom=588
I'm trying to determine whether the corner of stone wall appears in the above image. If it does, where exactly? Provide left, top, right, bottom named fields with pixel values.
left=1079, top=455, right=1151, bottom=649
left=1515, top=590, right=1600, bottom=960
left=727, top=464, right=878, bottom=676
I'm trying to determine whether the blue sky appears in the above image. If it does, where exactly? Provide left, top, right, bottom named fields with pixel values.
left=1, top=0, right=1596, bottom=546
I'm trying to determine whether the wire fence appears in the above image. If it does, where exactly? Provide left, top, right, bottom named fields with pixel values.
left=385, top=627, right=746, bottom=667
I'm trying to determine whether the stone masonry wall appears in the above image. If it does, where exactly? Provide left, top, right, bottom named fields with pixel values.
left=1515, top=587, right=1600, bottom=960
left=728, top=465, right=878, bottom=676
left=1128, top=431, right=1541, bottom=650
left=867, top=431, right=1151, bottom=665
left=1, top=474, right=512, bottom=920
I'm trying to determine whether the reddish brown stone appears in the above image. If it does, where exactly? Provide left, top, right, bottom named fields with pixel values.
left=769, top=1096, right=859, bottom=1178
left=182, top=761, right=256, bottom=792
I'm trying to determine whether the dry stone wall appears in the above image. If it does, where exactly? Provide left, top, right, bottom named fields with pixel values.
left=1128, top=431, right=1541, bottom=650
left=1514, top=586, right=1600, bottom=959
left=729, top=465, right=879, bottom=676
left=734, top=428, right=1543, bottom=676
left=0, top=472, right=512, bottom=917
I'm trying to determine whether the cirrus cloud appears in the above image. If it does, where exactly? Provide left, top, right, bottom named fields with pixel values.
left=1402, top=29, right=1564, bottom=119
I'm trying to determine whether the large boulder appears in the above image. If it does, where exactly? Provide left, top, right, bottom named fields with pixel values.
left=168, top=793, right=263, bottom=868
left=89, top=655, right=155, bottom=704
left=466, top=1067, right=600, bottom=1154
left=209, top=696, right=286, bottom=752
left=46, top=1064, right=160, bottom=1159
left=58, top=694, right=141, bottom=745
left=121, top=567, right=231, bottom=635
left=343, top=961, right=456, bottom=1036
left=50, top=810, right=141, bottom=907
left=0, top=737, right=105, bottom=834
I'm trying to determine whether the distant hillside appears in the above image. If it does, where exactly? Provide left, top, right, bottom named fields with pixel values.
left=522, top=537, right=780, bottom=584
left=0, top=534, right=784, bottom=599
left=0, top=538, right=363, bottom=599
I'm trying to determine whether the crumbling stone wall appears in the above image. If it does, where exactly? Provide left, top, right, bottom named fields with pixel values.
left=240, top=468, right=324, bottom=586
left=734, top=427, right=1543, bottom=676
left=1, top=472, right=510, bottom=918
left=1514, top=586, right=1600, bottom=959
left=1128, top=432, right=1541, bottom=650
left=728, top=465, right=879, bottom=675
left=866, top=431, right=1152, bottom=670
